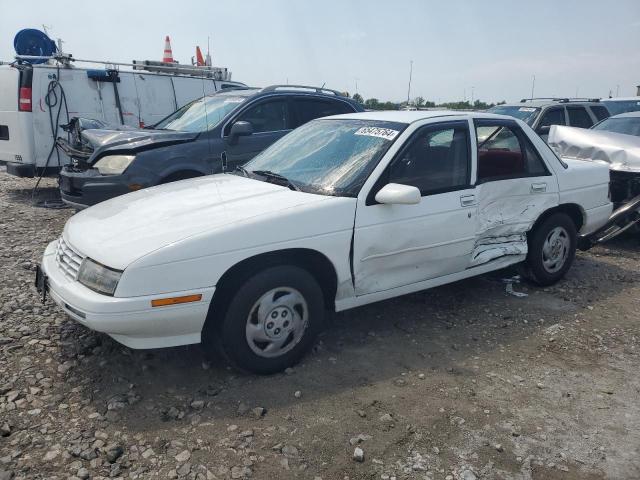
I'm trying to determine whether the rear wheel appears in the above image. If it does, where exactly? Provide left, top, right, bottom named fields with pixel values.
left=206, top=265, right=325, bottom=374
left=524, top=212, right=577, bottom=286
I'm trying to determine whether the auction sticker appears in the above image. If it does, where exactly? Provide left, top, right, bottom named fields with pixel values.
left=355, top=127, right=399, bottom=140
left=519, top=107, right=537, bottom=112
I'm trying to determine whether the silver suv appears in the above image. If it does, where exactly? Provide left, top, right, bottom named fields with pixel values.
left=488, top=98, right=610, bottom=141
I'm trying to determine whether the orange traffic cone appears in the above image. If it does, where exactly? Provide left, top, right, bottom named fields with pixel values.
left=163, top=36, right=174, bottom=63
left=195, top=46, right=205, bottom=66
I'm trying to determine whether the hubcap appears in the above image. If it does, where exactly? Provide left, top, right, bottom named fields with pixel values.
left=542, top=226, right=570, bottom=274
left=245, top=287, right=308, bottom=358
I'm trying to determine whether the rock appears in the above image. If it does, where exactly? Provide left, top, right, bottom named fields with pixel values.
left=495, top=444, right=504, bottom=452
left=190, top=400, right=205, bottom=410
left=252, top=407, right=266, bottom=418
left=0, top=471, right=14, bottom=480
left=231, top=466, right=251, bottom=478
left=356, top=410, right=366, bottom=418
left=461, top=470, right=477, bottom=480
left=379, top=413, right=394, bottom=423
left=237, top=402, right=250, bottom=415
left=432, top=447, right=440, bottom=455
left=43, top=449, right=60, bottom=461
left=294, top=390, right=302, bottom=399
left=175, top=450, right=191, bottom=462
left=353, top=447, right=365, bottom=462
left=418, top=373, right=425, bottom=379
left=349, top=434, right=372, bottom=445
left=536, top=383, right=544, bottom=389
left=176, top=462, right=191, bottom=476
left=281, top=445, right=299, bottom=457
left=76, top=467, right=90, bottom=479
left=0, top=424, right=10, bottom=437
left=105, top=445, right=124, bottom=463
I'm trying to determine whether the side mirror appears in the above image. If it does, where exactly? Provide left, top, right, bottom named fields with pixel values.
left=228, top=121, right=253, bottom=144
left=375, top=183, right=421, bottom=205
left=536, top=125, right=550, bottom=136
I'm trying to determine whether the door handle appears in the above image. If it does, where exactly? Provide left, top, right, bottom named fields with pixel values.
left=531, top=182, right=547, bottom=193
left=460, top=194, right=476, bottom=207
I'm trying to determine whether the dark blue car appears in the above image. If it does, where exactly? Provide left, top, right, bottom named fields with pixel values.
left=59, top=85, right=363, bottom=208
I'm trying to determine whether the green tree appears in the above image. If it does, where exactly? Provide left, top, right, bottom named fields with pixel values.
left=352, top=93, right=364, bottom=104
left=414, top=96, right=425, bottom=108
left=364, top=98, right=380, bottom=109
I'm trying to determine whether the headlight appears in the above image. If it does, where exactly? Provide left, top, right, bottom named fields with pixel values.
left=93, top=155, right=135, bottom=175
left=77, top=258, right=122, bottom=296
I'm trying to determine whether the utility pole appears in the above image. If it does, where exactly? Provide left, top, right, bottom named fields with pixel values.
left=355, top=78, right=359, bottom=95
left=471, top=86, right=475, bottom=106
left=406, top=60, right=413, bottom=106
left=616, top=84, right=620, bottom=97
left=530, top=75, right=536, bottom=100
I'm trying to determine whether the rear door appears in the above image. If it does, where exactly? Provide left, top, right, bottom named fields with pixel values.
left=223, top=96, right=292, bottom=170
left=473, top=118, right=558, bottom=266
left=0, top=66, right=35, bottom=165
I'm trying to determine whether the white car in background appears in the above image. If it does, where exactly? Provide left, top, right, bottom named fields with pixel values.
left=37, top=111, right=613, bottom=374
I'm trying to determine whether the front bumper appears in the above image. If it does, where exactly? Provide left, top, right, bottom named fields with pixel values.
left=41, top=240, right=214, bottom=349
left=59, top=167, right=139, bottom=209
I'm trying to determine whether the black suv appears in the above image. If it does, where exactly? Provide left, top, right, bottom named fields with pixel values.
left=59, top=85, right=363, bottom=208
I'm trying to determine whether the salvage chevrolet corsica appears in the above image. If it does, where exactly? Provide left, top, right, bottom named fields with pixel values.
left=37, top=111, right=613, bottom=374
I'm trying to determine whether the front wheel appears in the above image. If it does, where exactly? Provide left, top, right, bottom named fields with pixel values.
left=211, top=265, right=325, bottom=374
left=524, top=212, right=577, bottom=286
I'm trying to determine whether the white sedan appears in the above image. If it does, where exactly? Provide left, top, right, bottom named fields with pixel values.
left=38, top=111, right=613, bottom=373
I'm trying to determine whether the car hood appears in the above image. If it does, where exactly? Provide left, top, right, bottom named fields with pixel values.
left=64, top=174, right=337, bottom=270
left=548, top=125, right=640, bottom=173
left=85, top=128, right=198, bottom=160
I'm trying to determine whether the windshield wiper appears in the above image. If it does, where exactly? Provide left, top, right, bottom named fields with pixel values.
left=251, top=170, right=300, bottom=191
left=234, top=165, right=250, bottom=177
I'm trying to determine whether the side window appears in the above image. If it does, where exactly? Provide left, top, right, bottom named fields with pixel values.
left=590, top=105, right=610, bottom=122
left=388, top=124, right=470, bottom=195
left=567, top=106, right=594, bottom=128
left=236, top=99, right=289, bottom=133
left=476, top=123, right=549, bottom=182
left=292, top=98, right=354, bottom=127
left=538, top=107, right=565, bottom=128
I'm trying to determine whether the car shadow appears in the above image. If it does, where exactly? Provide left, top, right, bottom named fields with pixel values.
left=54, top=248, right=638, bottom=433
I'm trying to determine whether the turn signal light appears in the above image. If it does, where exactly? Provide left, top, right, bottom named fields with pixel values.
left=151, top=294, right=202, bottom=307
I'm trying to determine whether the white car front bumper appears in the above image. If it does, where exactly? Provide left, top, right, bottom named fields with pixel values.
left=41, top=240, right=214, bottom=349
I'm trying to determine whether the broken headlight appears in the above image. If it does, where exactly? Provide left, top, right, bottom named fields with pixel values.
left=77, top=258, right=122, bottom=296
left=93, top=154, right=135, bottom=175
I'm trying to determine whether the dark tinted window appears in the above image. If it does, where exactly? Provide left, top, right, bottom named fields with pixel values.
left=567, top=106, right=594, bottom=128
left=590, top=105, right=610, bottom=121
left=538, top=108, right=565, bottom=128
left=476, top=123, right=549, bottom=182
left=389, top=124, right=470, bottom=195
left=237, top=99, right=289, bottom=133
left=292, top=98, right=354, bottom=127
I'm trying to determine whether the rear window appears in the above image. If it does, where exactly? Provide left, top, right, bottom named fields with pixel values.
left=590, top=105, right=610, bottom=122
left=567, top=106, right=593, bottom=128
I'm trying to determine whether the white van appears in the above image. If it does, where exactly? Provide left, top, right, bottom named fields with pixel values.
left=0, top=62, right=244, bottom=177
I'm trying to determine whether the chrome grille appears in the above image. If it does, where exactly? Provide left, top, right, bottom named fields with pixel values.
left=55, top=237, right=84, bottom=280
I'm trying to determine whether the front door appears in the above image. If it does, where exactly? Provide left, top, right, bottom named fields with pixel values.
left=353, top=121, right=477, bottom=295
left=224, top=97, right=292, bottom=171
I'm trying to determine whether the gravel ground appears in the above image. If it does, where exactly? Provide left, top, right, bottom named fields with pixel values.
left=1, top=168, right=639, bottom=480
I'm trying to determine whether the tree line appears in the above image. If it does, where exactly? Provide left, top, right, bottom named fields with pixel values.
left=348, top=93, right=505, bottom=111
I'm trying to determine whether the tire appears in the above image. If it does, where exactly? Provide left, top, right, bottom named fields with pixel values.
left=209, top=265, right=325, bottom=374
left=524, top=212, right=577, bottom=286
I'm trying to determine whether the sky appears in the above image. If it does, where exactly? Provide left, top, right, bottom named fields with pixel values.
left=1, top=0, right=639, bottom=103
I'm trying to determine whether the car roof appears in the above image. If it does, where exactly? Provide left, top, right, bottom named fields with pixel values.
left=601, top=97, right=640, bottom=102
left=209, top=85, right=359, bottom=104
left=324, top=110, right=512, bottom=124
left=497, top=100, right=602, bottom=108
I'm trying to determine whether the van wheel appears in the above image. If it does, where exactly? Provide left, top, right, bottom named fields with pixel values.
left=159, top=171, right=203, bottom=184
left=209, top=265, right=324, bottom=374
left=524, top=212, right=577, bottom=286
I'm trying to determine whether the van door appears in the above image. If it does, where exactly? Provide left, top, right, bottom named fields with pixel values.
left=135, top=73, right=178, bottom=127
